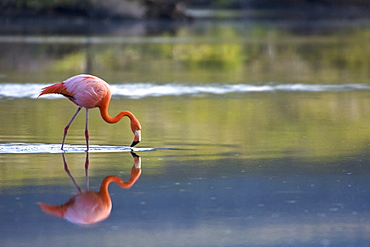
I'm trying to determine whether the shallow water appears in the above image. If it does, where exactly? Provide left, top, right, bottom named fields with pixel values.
left=1, top=19, right=370, bottom=246
left=0, top=143, right=154, bottom=153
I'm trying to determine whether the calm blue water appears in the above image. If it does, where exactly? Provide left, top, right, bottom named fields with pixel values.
left=1, top=150, right=370, bottom=246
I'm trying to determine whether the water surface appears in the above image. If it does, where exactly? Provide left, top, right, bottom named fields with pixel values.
left=1, top=19, right=370, bottom=247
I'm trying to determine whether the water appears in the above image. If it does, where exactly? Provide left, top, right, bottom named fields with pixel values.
left=1, top=19, right=370, bottom=246
left=2, top=82, right=370, bottom=99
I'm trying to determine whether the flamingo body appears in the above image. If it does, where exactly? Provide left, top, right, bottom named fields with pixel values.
left=64, top=193, right=111, bottom=224
left=39, top=173, right=141, bottom=225
left=38, top=74, right=141, bottom=149
left=39, top=192, right=111, bottom=225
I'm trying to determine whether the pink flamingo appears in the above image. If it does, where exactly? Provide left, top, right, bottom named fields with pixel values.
left=38, top=74, right=141, bottom=150
left=38, top=153, right=142, bottom=225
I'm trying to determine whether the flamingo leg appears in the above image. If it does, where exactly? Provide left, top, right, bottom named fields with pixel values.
left=85, top=151, right=90, bottom=191
left=62, top=106, right=83, bottom=150
left=62, top=153, right=82, bottom=193
left=85, top=108, right=90, bottom=151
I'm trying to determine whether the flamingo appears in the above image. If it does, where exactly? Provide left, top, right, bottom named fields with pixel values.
left=38, top=74, right=141, bottom=150
left=38, top=152, right=142, bottom=225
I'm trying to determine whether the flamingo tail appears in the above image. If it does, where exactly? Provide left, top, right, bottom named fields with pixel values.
left=38, top=82, right=72, bottom=98
left=38, top=196, right=76, bottom=218
left=38, top=202, right=67, bottom=218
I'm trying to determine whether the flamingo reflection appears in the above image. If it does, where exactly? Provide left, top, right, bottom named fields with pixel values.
left=38, top=152, right=141, bottom=225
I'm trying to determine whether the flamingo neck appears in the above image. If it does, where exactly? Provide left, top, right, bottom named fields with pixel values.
left=99, top=176, right=122, bottom=190
left=99, top=173, right=141, bottom=193
left=98, top=176, right=122, bottom=206
left=99, top=101, right=136, bottom=124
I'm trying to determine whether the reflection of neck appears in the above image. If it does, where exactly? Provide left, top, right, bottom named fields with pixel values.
left=98, top=176, right=121, bottom=207
left=98, top=171, right=142, bottom=200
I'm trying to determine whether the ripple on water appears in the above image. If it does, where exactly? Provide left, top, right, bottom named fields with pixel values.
left=0, top=143, right=155, bottom=154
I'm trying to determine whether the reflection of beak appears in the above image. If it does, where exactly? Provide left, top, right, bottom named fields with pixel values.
left=131, top=152, right=141, bottom=169
left=130, top=130, right=141, bottom=147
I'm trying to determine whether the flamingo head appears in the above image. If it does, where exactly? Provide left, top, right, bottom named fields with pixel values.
left=130, top=119, right=141, bottom=147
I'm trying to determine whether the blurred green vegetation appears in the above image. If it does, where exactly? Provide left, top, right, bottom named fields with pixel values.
left=2, top=24, right=367, bottom=84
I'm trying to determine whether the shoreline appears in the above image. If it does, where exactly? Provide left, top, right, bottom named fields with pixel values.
left=1, top=4, right=370, bottom=22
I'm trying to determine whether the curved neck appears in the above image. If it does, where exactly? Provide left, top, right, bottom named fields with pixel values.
left=99, top=100, right=136, bottom=124
left=99, top=176, right=119, bottom=191
left=99, top=171, right=141, bottom=193
left=98, top=176, right=122, bottom=205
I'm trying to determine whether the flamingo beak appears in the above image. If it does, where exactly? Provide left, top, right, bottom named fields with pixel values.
left=130, top=130, right=141, bottom=147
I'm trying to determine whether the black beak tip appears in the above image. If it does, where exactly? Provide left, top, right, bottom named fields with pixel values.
left=130, top=141, right=140, bottom=147
left=130, top=152, right=140, bottom=158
